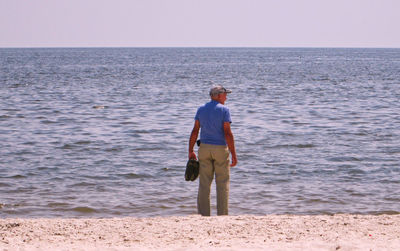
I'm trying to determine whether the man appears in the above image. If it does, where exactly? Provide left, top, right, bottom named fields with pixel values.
left=188, top=85, right=237, bottom=216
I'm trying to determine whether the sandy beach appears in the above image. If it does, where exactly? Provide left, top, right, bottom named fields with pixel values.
left=0, top=214, right=399, bottom=251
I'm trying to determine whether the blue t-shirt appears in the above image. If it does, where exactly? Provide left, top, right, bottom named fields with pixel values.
left=195, top=100, right=232, bottom=146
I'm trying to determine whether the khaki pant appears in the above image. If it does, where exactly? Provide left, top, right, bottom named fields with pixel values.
left=197, top=143, right=230, bottom=216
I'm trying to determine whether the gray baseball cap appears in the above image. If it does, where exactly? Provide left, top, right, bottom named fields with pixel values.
left=209, top=85, right=232, bottom=96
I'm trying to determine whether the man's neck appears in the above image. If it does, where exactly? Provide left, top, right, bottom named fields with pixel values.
left=211, top=99, right=224, bottom=105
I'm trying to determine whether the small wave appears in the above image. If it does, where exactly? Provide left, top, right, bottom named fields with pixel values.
left=22, top=141, right=36, bottom=146
left=105, top=146, right=123, bottom=152
left=81, top=174, right=113, bottom=181
left=59, top=143, right=74, bottom=150
left=327, top=156, right=361, bottom=162
left=120, top=121, right=135, bottom=125
left=0, top=115, right=11, bottom=120
left=121, top=173, right=154, bottom=179
left=383, top=197, right=400, bottom=202
left=159, top=204, right=173, bottom=209
left=41, top=120, right=57, bottom=124
left=0, top=203, right=23, bottom=209
left=75, top=140, right=92, bottom=145
left=380, top=147, right=400, bottom=154
left=72, top=207, right=97, bottom=213
left=368, top=210, right=400, bottom=215
left=9, top=83, right=28, bottom=88
left=2, top=108, right=20, bottom=112
left=15, top=150, right=34, bottom=155
left=304, top=198, right=331, bottom=204
left=129, top=129, right=174, bottom=134
left=347, top=191, right=370, bottom=197
left=175, top=75, right=190, bottom=79
left=92, top=105, right=108, bottom=109
left=0, top=182, right=11, bottom=187
left=269, top=144, right=315, bottom=149
left=69, top=181, right=97, bottom=188
left=311, top=76, right=330, bottom=81
left=293, top=122, right=310, bottom=126
left=48, top=202, right=70, bottom=207
left=132, top=147, right=164, bottom=151
left=58, top=141, right=92, bottom=149
left=347, top=168, right=366, bottom=175
left=5, top=175, right=26, bottom=179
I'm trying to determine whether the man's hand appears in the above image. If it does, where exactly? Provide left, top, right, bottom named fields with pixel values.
left=230, top=154, right=237, bottom=167
left=189, top=151, right=197, bottom=160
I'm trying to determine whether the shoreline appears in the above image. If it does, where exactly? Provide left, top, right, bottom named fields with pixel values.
left=1, top=214, right=399, bottom=250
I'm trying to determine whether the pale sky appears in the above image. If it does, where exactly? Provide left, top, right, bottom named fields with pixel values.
left=1, top=0, right=399, bottom=48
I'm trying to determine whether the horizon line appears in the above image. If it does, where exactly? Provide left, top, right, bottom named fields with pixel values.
left=1, top=45, right=399, bottom=49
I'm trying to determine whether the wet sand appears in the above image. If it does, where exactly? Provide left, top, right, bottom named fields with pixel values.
left=1, top=214, right=399, bottom=250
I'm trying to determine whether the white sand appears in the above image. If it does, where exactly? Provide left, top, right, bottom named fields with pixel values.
left=1, top=214, right=399, bottom=250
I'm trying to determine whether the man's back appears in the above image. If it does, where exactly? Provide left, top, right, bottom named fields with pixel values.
left=195, top=100, right=232, bottom=146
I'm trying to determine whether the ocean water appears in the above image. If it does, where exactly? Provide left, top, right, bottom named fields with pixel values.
left=0, top=47, right=399, bottom=218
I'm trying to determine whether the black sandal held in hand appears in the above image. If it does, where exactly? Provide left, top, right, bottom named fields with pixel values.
left=185, top=159, right=199, bottom=181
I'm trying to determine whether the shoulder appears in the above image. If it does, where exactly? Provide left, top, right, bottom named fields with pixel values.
left=218, top=104, right=232, bottom=122
left=217, top=103, right=230, bottom=112
left=197, top=103, right=207, bottom=112
left=195, top=103, right=207, bottom=117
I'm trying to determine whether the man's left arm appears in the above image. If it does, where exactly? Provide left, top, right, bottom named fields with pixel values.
left=224, top=122, right=237, bottom=167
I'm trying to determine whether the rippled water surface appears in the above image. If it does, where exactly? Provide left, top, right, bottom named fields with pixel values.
left=0, top=48, right=399, bottom=217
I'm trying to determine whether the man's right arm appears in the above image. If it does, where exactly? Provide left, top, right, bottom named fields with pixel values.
left=188, top=120, right=200, bottom=160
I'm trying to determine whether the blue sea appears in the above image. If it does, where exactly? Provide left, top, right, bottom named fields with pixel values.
left=0, top=48, right=399, bottom=218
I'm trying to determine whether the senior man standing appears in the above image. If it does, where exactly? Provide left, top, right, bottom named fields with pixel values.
left=188, top=85, right=237, bottom=216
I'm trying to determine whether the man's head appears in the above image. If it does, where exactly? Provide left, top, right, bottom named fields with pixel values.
left=209, top=85, right=232, bottom=104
